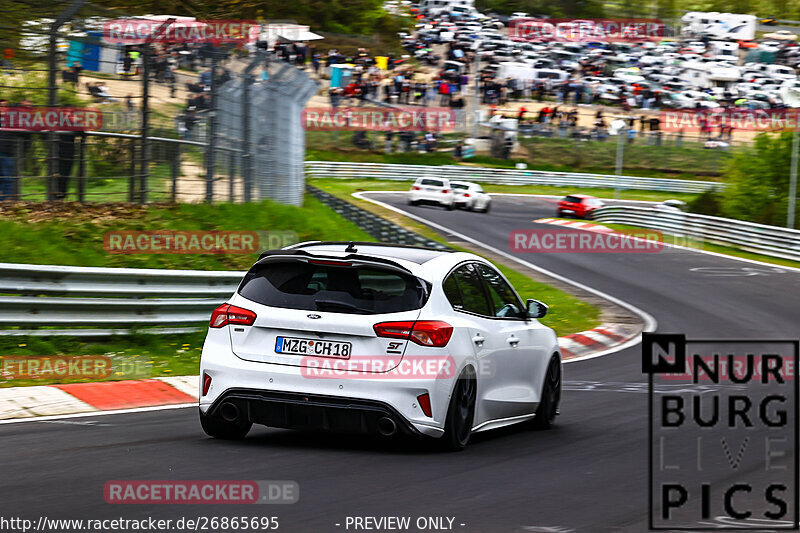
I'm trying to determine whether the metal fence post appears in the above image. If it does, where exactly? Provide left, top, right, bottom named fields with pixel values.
left=241, top=54, right=263, bottom=204
left=129, top=140, right=137, bottom=202
left=171, top=143, right=181, bottom=203
left=14, top=137, right=24, bottom=200
left=229, top=150, right=235, bottom=202
left=206, top=53, right=220, bottom=204
left=77, top=133, right=86, bottom=202
left=140, top=45, right=150, bottom=204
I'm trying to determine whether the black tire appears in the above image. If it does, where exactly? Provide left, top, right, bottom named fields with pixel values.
left=531, top=356, right=561, bottom=430
left=556, top=209, right=565, bottom=218
left=482, top=201, right=491, bottom=213
left=445, top=202, right=455, bottom=211
left=408, top=199, right=419, bottom=206
left=199, top=408, right=252, bottom=440
left=440, top=368, right=477, bottom=451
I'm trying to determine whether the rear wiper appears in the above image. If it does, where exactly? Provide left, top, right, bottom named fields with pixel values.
left=315, top=299, right=374, bottom=314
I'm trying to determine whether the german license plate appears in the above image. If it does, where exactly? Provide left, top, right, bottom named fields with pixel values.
left=274, top=336, right=352, bottom=358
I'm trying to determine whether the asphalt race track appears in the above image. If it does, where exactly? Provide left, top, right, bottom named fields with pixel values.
left=2, top=193, right=798, bottom=532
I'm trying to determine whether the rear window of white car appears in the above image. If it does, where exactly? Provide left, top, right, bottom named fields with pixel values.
left=451, top=183, right=469, bottom=190
left=238, top=261, right=428, bottom=314
left=420, top=179, right=445, bottom=187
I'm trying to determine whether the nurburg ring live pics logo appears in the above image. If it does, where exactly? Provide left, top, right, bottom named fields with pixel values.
left=643, top=333, right=799, bottom=530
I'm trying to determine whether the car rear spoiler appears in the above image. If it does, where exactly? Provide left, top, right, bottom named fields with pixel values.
left=255, top=249, right=414, bottom=275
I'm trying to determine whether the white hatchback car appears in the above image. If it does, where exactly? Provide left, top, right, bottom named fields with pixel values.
left=199, top=241, right=561, bottom=450
left=408, top=177, right=456, bottom=210
left=451, top=180, right=492, bottom=212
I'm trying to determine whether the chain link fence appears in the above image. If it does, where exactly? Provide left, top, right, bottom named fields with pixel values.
left=0, top=1, right=316, bottom=205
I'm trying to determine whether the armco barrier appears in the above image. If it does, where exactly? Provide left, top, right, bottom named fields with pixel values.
left=0, top=263, right=244, bottom=336
left=592, top=206, right=800, bottom=262
left=305, top=161, right=723, bottom=194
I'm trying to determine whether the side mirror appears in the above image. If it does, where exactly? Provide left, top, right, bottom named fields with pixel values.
left=526, top=299, right=548, bottom=319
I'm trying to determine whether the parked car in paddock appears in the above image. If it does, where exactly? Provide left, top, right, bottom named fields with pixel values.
left=408, top=177, right=456, bottom=209
left=199, top=241, right=561, bottom=451
left=557, top=194, right=605, bottom=219
left=450, top=180, right=491, bottom=212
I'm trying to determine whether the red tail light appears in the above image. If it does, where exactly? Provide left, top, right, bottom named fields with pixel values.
left=209, top=304, right=257, bottom=328
left=373, top=320, right=453, bottom=347
left=412, top=186, right=420, bottom=190
left=417, top=393, right=432, bottom=417
left=202, top=373, right=212, bottom=396
left=442, top=189, right=450, bottom=193
left=463, top=193, right=470, bottom=197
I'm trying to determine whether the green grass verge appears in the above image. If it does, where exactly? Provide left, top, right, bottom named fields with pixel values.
left=0, top=196, right=371, bottom=270
left=0, top=331, right=207, bottom=388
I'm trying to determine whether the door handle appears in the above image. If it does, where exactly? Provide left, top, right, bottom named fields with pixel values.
left=507, top=336, right=520, bottom=346
left=472, top=334, right=485, bottom=346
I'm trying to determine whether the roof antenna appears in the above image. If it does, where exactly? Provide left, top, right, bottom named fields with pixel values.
left=345, top=241, right=358, bottom=253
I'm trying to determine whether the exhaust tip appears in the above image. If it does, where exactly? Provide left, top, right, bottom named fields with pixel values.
left=220, top=402, right=239, bottom=422
left=377, top=416, right=397, bottom=437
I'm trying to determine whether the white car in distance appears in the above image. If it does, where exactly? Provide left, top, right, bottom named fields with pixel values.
left=408, top=177, right=456, bottom=210
left=451, top=181, right=491, bottom=212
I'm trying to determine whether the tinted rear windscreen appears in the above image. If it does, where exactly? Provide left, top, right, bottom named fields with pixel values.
left=564, top=195, right=583, bottom=203
left=238, top=261, right=428, bottom=314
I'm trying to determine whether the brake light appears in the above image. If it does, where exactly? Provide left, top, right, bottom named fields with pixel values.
left=412, top=186, right=420, bottom=190
left=209, top=304, right=257, bottom=328
left=373, top=320, right=453, bottom=347
left=463, top=193, right=470, bottom=197
left=202, top=373, right=212, bottom=396
left=442, top=189, right=450, bottom=193
left=417, top=393, right=432, bottom=417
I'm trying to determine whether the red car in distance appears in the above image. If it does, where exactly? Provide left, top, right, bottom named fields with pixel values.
left=557, top=194, right=604, bottom=219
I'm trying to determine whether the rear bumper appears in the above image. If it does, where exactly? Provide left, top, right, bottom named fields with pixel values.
left=207, top=389, right=424, bottom=437
left=199, top=332, right=451, bottom=438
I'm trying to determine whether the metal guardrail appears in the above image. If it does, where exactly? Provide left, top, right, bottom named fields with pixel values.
left=0, top=263, right=244, bottom=335
left=305, top=161, right=723, bottom=194
left=592, top=206, right=800, bottom=262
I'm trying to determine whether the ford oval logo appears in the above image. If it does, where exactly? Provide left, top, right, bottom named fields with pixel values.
left=307, top=314, right=322, bottom=319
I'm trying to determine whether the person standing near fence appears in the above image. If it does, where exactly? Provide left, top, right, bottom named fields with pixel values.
left=53, top=131, right=77, bottom=201
left=0, top=99, right=15, bottom=200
